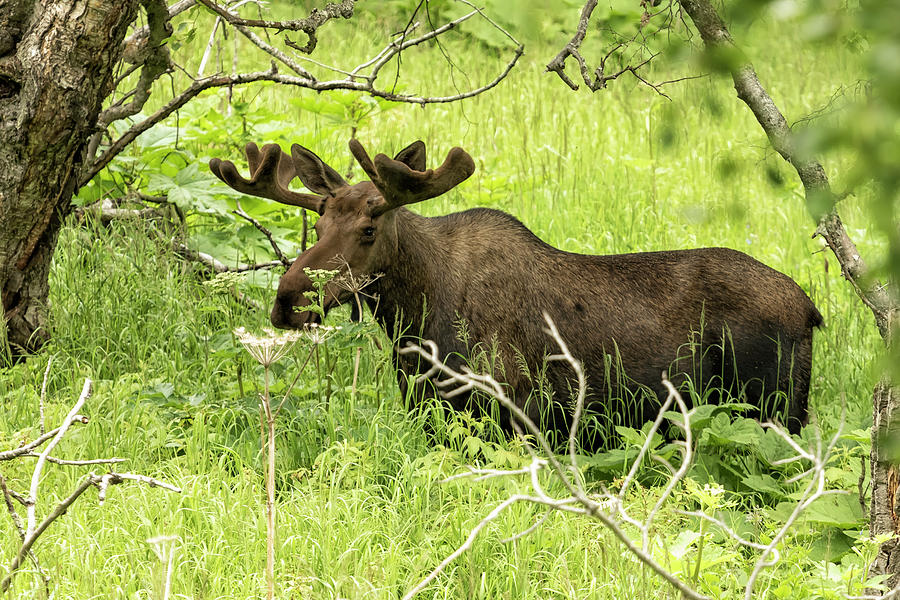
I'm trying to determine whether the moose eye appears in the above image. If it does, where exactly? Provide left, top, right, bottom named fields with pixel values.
left=361, top=226, right=376, bottom=239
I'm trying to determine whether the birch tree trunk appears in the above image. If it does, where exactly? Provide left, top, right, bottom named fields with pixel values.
left=0, top=0, right=139, bottom=359
left=677, top=0, right=900, bottom=589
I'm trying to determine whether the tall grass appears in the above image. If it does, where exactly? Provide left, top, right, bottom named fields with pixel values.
left=0, top=4, right=882, bottom=599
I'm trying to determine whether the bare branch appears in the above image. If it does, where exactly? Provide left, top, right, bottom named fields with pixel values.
left=0, top=421, right=82, bottom=461
left=546, top=0, right=598, bottom=91
left=196, top=0, right=357, bottom=53
left=548, top=0, right=690, bottom=95
left=173, top=241, right=282, bottom=274
left=18, top=452, right=128, bottom=466
left=26, top=379, right=92, bottom=536
left=81, top=2, right=523, bottom=187
left=743, top=419, right=844, bottom=599
left=400, top=320, right=710, bottom=600
left=0, top=378, right=182, bottom=594
left=401, top=317, right=850, bottom=599
left=233, top=200, right=291, bottom=266
left=38, top=355, right=52, bottom=435
left=402, top=494, right=588, bottom=600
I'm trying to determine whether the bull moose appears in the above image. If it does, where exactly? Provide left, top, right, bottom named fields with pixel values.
left=209, top=139, right=822, bottom=440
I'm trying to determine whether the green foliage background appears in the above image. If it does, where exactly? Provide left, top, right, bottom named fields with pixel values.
left=1, top=0, right=895, bottom=598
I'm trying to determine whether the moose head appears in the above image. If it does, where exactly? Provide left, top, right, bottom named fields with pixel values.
left=209, top=140, right=475, bottom=329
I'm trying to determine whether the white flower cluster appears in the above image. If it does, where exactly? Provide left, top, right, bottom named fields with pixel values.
left=233, top=327, right=303, bottom=366
left=233, top=324, right=343, bottom=365
left=304, top=323, right=342, bottom=346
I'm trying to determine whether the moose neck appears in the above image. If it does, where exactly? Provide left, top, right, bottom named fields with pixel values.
left=365, top=208, right=451, bottom=342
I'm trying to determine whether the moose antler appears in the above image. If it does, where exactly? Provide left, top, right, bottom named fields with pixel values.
left=349, top=139, right=475, bottom=216
left=209, top=143, right=326, bottom=213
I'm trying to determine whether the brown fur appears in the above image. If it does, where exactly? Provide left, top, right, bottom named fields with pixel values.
left=211, top=141, right=823, bottom=441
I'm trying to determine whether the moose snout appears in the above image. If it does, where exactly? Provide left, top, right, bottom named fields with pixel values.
left=270, top=294, right=319, bottom=329
left=269, top=300, right=293, bottom=329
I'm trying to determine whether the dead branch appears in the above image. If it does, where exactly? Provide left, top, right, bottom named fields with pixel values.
left=400, top=314, right=846, bottom=600
left=233, top=200, right=291, bottom=266
left=196, top=0, right=356, bottom=53
left=547, top=0, right=693, bottom=96
left=80, top=1, right=523, bottom=187
left=173, top=241, right=282, bottom=274
left=400, top=314, right=707, bottom=600
left=74, top=197, right=175, bottom=226
left=0, top=418, right=86, bottom=462
left=0, top=376, right=182, bottom=594
left=18, top=452, right=128, bottom=466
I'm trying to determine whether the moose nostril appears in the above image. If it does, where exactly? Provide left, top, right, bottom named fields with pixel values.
left=270, top=302, right=291, bottom=329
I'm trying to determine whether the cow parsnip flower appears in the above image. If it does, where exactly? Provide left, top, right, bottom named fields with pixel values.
left=233, top=327, right=303, bottom=367
left=304, top=323, right=342, bottom=346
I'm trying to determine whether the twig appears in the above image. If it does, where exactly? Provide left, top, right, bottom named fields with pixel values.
left=196, top=0, right=357, bottom=53
left=38, top=355, right=52, bottom=435
left=547, top=0, right=694, bottom=96
left=18, top=452, right=128, bottom=466
left=400, top=319, right=710, bottom=600
left=173, top=242, right=283, bottom=273
left=233, top=200, right=291, bottom=266
left=26, top=379, right=92, bottom=536
left=0, top=473, right=49, bottom=591
left=400, top=314, right=844, bottom=600
left=80, top=2, right=523, bottom=187
left=0, top=415, right=88, bottom=462
left=0, top=378, right=183, bottom=594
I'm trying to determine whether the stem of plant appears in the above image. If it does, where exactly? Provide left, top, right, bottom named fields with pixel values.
left=237, top=359, right=244, bottom=399
left=263, top=365, right=275, bottom=600
left=352, top=291, right=363, bottom=401
left=352, top=346, right=361, bottom=401
left=693, top=518, right=707, bottom=587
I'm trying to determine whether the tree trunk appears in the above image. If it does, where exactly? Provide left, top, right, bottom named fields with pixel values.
left=0, top=0, right=139, bottom=360
left=678, top=0, right=900, bottom=590
left=871, top=337, right=900, bottom=591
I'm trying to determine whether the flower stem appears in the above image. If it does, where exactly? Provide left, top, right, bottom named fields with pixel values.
left=263, top=366, right=275, bottom=600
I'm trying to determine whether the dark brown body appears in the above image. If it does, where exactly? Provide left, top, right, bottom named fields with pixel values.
left=366, top=208, right=821, bottom=437
left=209, top=139, right=822, bottom=444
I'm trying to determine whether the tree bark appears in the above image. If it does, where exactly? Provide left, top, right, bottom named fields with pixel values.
left=871, top=361, right=900, bottom=590
left=0, top=0, right=139, bottom=360
left=678, top=0, right=900, bottom=590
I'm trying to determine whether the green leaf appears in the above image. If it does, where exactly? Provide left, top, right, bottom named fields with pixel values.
left=772, top=493, right=865, bottom=529
left=741, top=473, right=788, bottom=498
left=615, top=425, right=646, bottom=447
left=149, top=163, right=240, bottom=215
left=700, top=414, right=762, bottom=446
left=668, top=530, right=701, bottom=559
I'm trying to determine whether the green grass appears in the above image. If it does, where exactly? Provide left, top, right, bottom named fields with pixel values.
left=0, top=4, right=886, bottom=599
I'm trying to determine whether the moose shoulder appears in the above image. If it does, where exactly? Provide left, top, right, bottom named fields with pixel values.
left=210, top=139, right=823, bottom=438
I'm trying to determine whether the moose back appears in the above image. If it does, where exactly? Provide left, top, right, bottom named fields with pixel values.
left=210, top=139, right=822, bottom=437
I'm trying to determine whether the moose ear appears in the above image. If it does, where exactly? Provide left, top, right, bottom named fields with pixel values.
left=393, top=141, right=426, bottom=172
left=290, top=144, right=348, bottom=196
